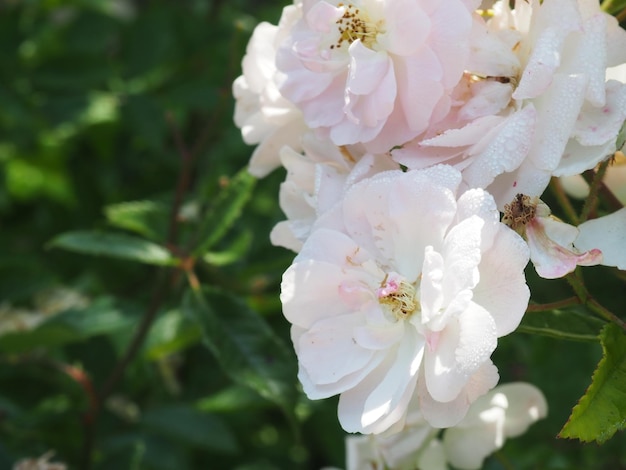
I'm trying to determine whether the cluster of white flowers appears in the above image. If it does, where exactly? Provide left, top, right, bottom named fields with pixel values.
left=234, top=0, right=626, bottom=467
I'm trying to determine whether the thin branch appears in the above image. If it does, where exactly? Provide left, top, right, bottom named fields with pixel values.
left=98, top=271, right=170, bottom=401
left=581, top=164, right=623, bottom=213
left=566, top=270, right=626, bottom=332
left=526, top=296, right=581, bottom=313
left=549, top=177, right=579, bottom=225
left=580, top=159, right=610, bottom=222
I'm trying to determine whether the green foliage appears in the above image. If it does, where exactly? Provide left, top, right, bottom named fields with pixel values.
left=105, top=200, right=169, bottom=241
left=559, top=323, right=626, bottom=443
left=0, top=297, right=135, bottom=354
left=193, top=168, right=256, bottom=255
left=1, top=0, right=625, bottom=468
left=183, top=286, right=298, bottom=415
left=517, top=307, right=605, bottom=342
left=48, top=231, right=177, bottom=266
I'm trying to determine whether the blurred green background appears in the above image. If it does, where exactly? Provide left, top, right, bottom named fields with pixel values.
left=0, top=0, right=625, bottom=468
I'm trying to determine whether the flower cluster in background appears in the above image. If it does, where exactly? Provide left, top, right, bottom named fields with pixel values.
left=234, top=0, right=626, bottom=467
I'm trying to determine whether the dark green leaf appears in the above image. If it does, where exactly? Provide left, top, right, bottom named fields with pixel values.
left=48, top=231, right=177, bottom=266
left=104, top=200, right=169, bottom=240
left=141, top=405, right=237, bottom=453
left=193, top=168, right=256, bottom=255
left=517, top=307, right=605, bottom=342
left=202, top=230, right=252, bottom=266
left=183, top=287, right=297, bottom=412
left=602, top=0, right=626, bottom=15
left=195, top=385, right=270, bottom=413
left=559, top=323, right=626, bottom=443
left=143, top=309, right=202, bottom=361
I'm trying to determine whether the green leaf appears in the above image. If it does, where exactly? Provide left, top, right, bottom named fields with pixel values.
left=104, top=200, right=168, bottom=240
left=0, top=297, right=135, bottom=353
left=559, top=323, right=626, bottom=443
left=195, top=385, right=270, bottom=413
left=202, top=230, right=252, bottom=266
left=48, top=231, right=177, bottom=266
left=143, top=309, right=202, bottom=361
left=183, top=286, right=297, bottom=412
left=141, top=405, right=238, bottom=453
left=602, top=0, right=626, bottom=15
left=193, top=168, right=255, bottom=255
left=517, top=307, right=605, bottom=342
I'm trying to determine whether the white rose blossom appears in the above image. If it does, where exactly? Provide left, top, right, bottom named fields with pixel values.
left=344, top=382, right=547, bottom=470
left=280, top=165, right=530, bottom=433
left=275, top=0, right=479, bottom=152
left=576, top=207, right=626, bottom=270
left=393, top=0, right=626, bottom=208
left=502, top=194, right=602, bottom=279
left=233, top=4, right=308, bottom=177
left=270, top=135, right=397, bottom=252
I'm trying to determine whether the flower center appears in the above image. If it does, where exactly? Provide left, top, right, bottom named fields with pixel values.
left=502, top=193, right=537, bottom=234
left=377, top=273, right=419, bottom=320
left=331, top=3, right=380, bottom=50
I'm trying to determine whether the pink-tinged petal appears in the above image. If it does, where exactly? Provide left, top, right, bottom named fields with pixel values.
left=555, top=138, right=618, bottom=178
left=346, top=42, right=392, bottom=96
left=463, top=105, right=537, bottom=190
left=473, top=225, right=529, bottom=336
left=379, top=0, right=430, bottom=57
left=576, top=208, right=626, bottom=270
left=248, top=118, right=307, bottom=177
left=512, top=0, right=581, bottom=100
left=304, top=0, right=342, bottom=33
left=340, top=167, right=461, bottom=281
left=424, top=303, right=497, bottom=402
left=441, top=215, right=484, bottom=297
left=443, top=414, right=502, bottom=470
left=421, top=115, right=504, bottom=148
left=466, top=21, right=521, bottom=78
left=281, top=260, right=356, bottom=328
left=606, top=13, right=626, bottom=67
left=455, top=189, right=500, bottom=251
left=338, top=330, right=425, bottom=433
left=487, top=160, right=551, bottom=211
left=392, top=141, right=463, bottom=171
left=376, top=423, right=436, bottom=470
left=395, top=51, right=444, bottom=133
left=527, top=217, right=602, bottom=279
left=241, top=22, right=279, bottom=91
left=418, top=360, right=499, bottom=428
left=564, top=13, right=607, bottom=106
left=270, top=220, right=305, bottom=252
left=297, top=347, right=387, bottom=400
left=353, top=320, right=405, bottom=350
left=571, top=80, right=626, bottom=147
left=345, top=44, right=396, bottom=127
left=497, top=383, right=548, bottom=437
left=296, top=227, right=370, bottom=267
left=526, top=73, right=587, bottom=172
left=276, top=46, right=335, bottom=103
left=444, top=382, right=547, bottom=469
left=420, top=246, right=444, bottom=326
left=458, top=81, right=513, bottom=122
left=298, top=75, right=346, bottom=128
left=298, top=313, right=375, bottom=385
left=428, top=0, right=473, bottom=87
